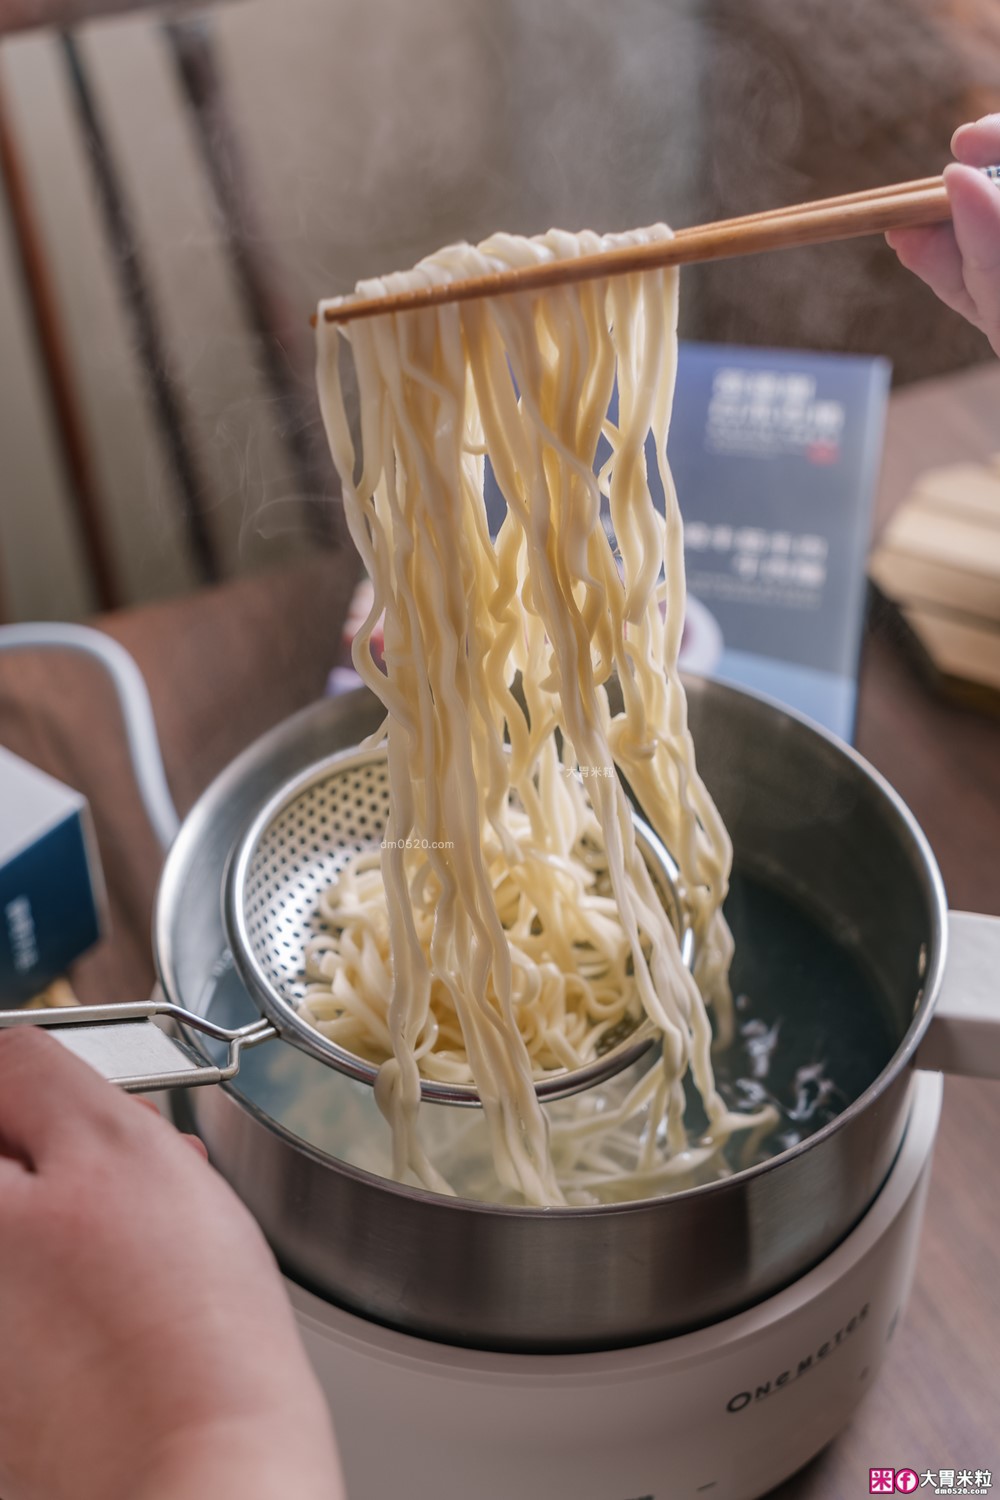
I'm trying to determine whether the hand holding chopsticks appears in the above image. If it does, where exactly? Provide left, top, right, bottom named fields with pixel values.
left=320, top=164, right=1000, bottom=327
left=886, top=116, right=1000, bottom=358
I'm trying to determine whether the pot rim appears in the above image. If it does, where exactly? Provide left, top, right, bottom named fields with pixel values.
left=159, top=677, right=950, bottom=1220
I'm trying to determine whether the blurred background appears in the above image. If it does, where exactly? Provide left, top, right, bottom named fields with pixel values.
left=0, top=0, right=998, bottom=622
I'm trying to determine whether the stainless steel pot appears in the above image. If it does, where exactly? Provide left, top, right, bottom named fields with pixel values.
left=150, top=678, right=1000, bottom=1353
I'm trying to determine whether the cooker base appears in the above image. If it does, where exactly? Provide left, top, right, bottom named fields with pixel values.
left=289, top=1072, right=942, bottom=1500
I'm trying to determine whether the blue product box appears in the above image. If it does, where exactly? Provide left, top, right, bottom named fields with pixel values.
left=666, top=343, right=890, bottom=742
left=0, top=748, right=107, bottom=1002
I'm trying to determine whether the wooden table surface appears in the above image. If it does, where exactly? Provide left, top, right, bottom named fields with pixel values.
left=775, top=360, right=1000, bottom=1498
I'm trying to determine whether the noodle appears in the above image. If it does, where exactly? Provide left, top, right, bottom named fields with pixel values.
left=313, top=226, right=774, bottom=1206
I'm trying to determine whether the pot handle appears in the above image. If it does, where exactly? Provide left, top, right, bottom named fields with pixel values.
left=916, top=911, right=1000, bottom=1080
left=0, top=1001, right=275, bottom=1091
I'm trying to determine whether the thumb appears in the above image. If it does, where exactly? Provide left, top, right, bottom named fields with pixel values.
left=952, top=113, right=1000, bottom=168
left=944, top=162, right=1000, bottom=353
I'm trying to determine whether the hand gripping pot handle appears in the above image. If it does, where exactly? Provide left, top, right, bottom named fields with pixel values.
left=917, top=912, right=1000, bottom=1080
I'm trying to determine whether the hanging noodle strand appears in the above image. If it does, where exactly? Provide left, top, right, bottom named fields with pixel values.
left=313, top=226, right=774, bottom=1207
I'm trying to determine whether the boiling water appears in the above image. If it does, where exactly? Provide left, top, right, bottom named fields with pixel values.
left=713, top=874, right=897, bottom=1157
left=203, top=870, right=897, bottom=1202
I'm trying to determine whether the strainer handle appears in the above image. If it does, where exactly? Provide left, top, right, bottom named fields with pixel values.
left=0, top=1000, right=275, bottom=1092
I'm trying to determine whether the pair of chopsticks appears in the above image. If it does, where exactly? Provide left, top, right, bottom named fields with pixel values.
left=320, top=165, right=1000, bottom=327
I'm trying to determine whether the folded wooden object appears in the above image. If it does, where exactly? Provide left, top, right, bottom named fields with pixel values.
left=869, top=457, right=1000, bottom=712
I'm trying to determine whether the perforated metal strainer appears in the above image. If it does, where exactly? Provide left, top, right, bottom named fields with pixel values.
left=226, top=744, right=694, bottom=1105
left=0, top=744, right=693, bottom=1102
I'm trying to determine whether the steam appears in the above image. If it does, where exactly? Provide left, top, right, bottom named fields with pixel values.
left=9, top=0, right=998, bottom=618
left=689, top=0, right=1000, bottom=368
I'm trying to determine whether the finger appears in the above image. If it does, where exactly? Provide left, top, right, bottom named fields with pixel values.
left=0, top=1027, right=127, bottom=1170
left=885, top=222, right=980, bottom=324
left=952, top=113, right=1000, bottom=168
left=0, top=1135, right=31, bottom=1177
left=132, top=1093, right=207, bottom=1156
left=945, top=161, right=1000, bottom=347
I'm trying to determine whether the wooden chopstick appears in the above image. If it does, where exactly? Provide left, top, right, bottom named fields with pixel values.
left=320, top=168, right=999, bottom=327
left=704, top=175, right=942, bottom=230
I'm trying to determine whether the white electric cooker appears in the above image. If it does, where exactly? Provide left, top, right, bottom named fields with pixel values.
left=289, top=1072, right=940, bottom=1500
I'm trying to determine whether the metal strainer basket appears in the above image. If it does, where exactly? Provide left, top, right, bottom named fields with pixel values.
left=233, top=751, right=394, bottom=1032
left=228, top=744, right=693, bottom=1103
left=0, top=744, right=693, bottom=1102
